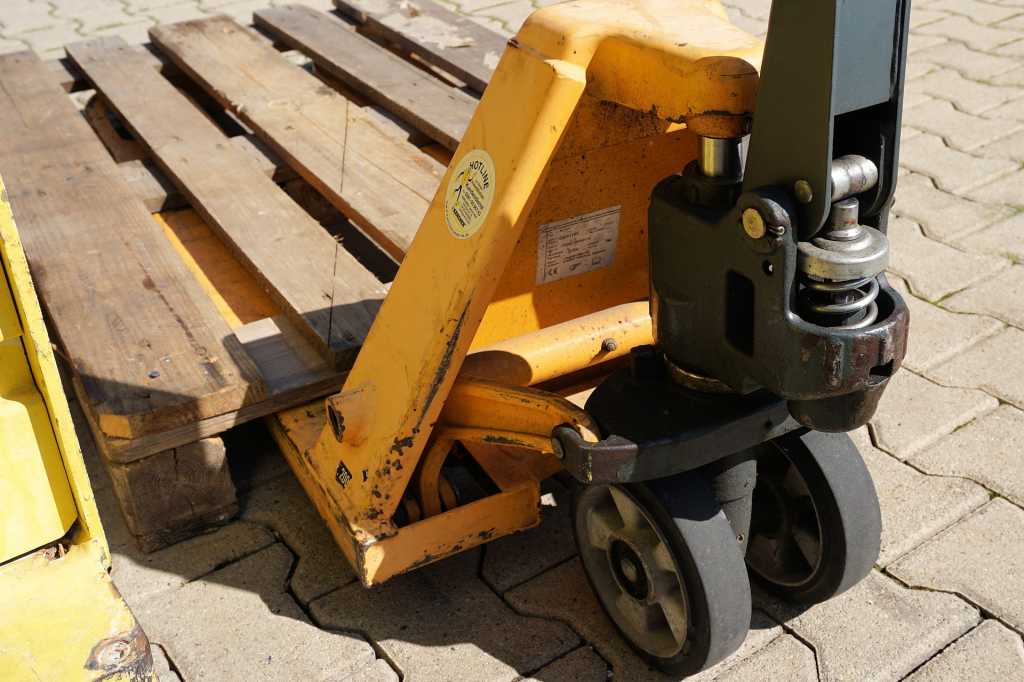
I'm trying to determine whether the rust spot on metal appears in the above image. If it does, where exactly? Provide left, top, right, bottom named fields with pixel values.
left=390, top=435, right=414, bottom=456
left=85, top=625, right=153, bottom=682
left=416, top=301, right=471, bottom=431
left=482, top=434, right=530, bottom=447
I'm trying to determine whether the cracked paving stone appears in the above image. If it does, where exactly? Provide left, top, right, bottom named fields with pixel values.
left=890, top=499, right=1024, bottom=632
left=240, top=474, right=357, bottom=604
left=912, top=404, right=1024, bottom=507
left=523, top=646, right=610, bottom=682
left=849, top=428, right=988, bottom=566
left=755, top=571, right=979, bottom=682
left=892, top=172, right=1014, bottom=243
left=714, top=635, right=816, bottom=682
left=928, top=326, right=1024, bottom=408
left=482, top=478, right=576, bottom=593
left=887, top=277, right=1002, bottom=373
left=505, top=557, right=783, bottom=682
left=943, top=265, right=1024, bottom=327
left=310, top=550, right=579, bottom=681
left=905, top=619, right=1024, bottom=681
left=898, top=133, right=1017, bottom=193
left=887, top=216, right=1008, bottom=301
left=135, top=543, right=377, bottom=681
left=871, top=368, right=998, bottom=460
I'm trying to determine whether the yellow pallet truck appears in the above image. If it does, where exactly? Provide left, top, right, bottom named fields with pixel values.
left=0, top=176, right=153, bottom=681
left=273, top=0, right=911, bottom=674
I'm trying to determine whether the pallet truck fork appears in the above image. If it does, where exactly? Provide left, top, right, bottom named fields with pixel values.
left=273, top=0, right=911, bottom=674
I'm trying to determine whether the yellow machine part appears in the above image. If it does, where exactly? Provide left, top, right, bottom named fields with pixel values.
left=273, top=0, right=764, bottom=586
left=0, top=176, right=153, bottom=681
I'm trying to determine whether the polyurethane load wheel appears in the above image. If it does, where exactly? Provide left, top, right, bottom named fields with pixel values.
left=746, top=430, right=881, bottom=604
left=574, top=473, right=752, bottom=676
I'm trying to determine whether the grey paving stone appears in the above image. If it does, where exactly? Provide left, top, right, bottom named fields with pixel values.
left=976, top=128, right=1024, bottom=162
left=152, top=643, right=182, bottom=682
left=715, top=635, right=816, bottom=682
left=523, top=646, right=610, bottom=682
left=909, top=8, right=951, bottom=30
left=849, top=428, right=988, bottom=566
left=890, top=499, right=1024, bottom=631
left=0, top=1, right=58, bottom=35
left=899, top=133, right=1017, bottom=193
left=136, top=543, right=378, bottom=681
left=482, top=479, right=576, bottom=593
left=956, top=212, right=1024, bottom=262
left=967, top=167, right=1024, bottom=207
left=887, top=216, right=1009, bottom=301
left=913, top=37, right=1023, bottom=79
left=17, top=23, right=85, bottom=58
left=906, top=620, right=1024, bottom=682
left=755, top=571, right=979, bottom=682
left=240, top=474, right=358, bottom=604
left=505, top=557, right=784, bottom=682
left=902, top=99, right=1024, bottom=151
left=928, top=326, right=1024, bottom=408
left=912, top=404, right=1024, bottom=506
left=892, top=173, right=1014, bottom=243
left=340, top=659, right=400, bottom=682
left=923, top=0, right=1024, bottom=23
left=473, top=0, right=535, bottom=32
left=888, top=276, right=1003, bottom=373
left=870, top=369, right=998, bottom=460
left=906, top=68, right=1024, bottom=115
left=310, top=551, right=579, bottom=681
left=994, top=65, right=1024, bottom=87
left=916, top=15, right=1024, bottom=51
left=908, top=33, right=950, bottom=56
left=983, top=93, right=1024, bottom=121
left=0, top=35, right=29, bottom=54
left=943, top=264, right=1024, bottom=327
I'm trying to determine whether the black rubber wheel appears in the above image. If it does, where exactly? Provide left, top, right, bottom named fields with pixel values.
left=574, top=472, right=751, bottom=676
left=746, top=430, right=881, bottom=604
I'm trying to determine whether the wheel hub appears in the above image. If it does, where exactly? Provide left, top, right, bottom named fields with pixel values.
left=609, top=538, right=650, bottom=601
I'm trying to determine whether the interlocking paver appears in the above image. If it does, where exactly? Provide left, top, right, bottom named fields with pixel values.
left=505, top=557, right=785, bottom=682
left=849, top=428, right=989, bottom=566
left=967, top=167, right=1024, bottom=206
left=924, top=0, right=1023, bottom=23
left=524, top=647, right=610, bottom=682
left=0, top=1, right=59, bottom=35
left=482, top=479, right=576, bottom=592
left=908, top=32, right=950, bottom=55
left=715, top=636, right=817, bottom=682
left=943, top=264, right=1024, bottom=326
left=888, top=276, right=1003, bottom=372
left=912, top=404, right=1024, bottom=506
left=903, top=99, right=1024, bottom=151
left=16, top=23, right=85, bottom=57
left=977, top=129, right=1024, bottom=162
left=909, top=8, right=951, bottom=30
left=339, top=659, right=400, bottom=682
left=890, top=499, right=1024, bottom=631
left=997, top=37, right=1024, bottom=57
left=892, top=172, right=1013, bottom=242
left=755, top=572, right=979, bottom=682
left=905, top=620, right=1024, bottom=682
left=906, top=68, right=1024, bottom=115
left=995, top=65, right=1024, bottom=87
left=887, top=216, right=1008, bottom=300
left=913, top=40, right=1021, bottom=79
left=870, top=369, right=998, bottom=459
left=240, top=474, right=358, bottom=604
left=983, top=93, right=1024, bottom=120
left=136, top=543, right=379, bottom=681
left=916, top=14, right=1024, bottom=51
left=898, top=133, right=1017, bottom=193
left=151, top=643, right=182, bottom=682
left=310, top=551, right=580, bottom=681
left=929, top=326, right=1024, bottom=406
left=957, top=210, right=1024, bottom=260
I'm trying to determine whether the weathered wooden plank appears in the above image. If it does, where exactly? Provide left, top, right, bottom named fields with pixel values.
left=0, top=50, right=263, bottom=440
left=67, top=38, right=387, bottom=367
left=333, top=0, right=505, bottom=94
left=255, top=5, right=474, bottom=151
left=150, top=16, right=445, bottom=260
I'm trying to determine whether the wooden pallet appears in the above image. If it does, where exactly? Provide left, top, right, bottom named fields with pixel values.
left=0, top=1, right=501, bottom=550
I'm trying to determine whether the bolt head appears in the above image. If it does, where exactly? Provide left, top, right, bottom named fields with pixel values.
left=794, top=180, right=814, bottom=204
left=601, top=337, right=618, bottom=353
left=742, top=208, right=767, bottom=239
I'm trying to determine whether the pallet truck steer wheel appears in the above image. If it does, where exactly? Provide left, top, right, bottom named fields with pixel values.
left=746, top=431, right=882, bottom=604
left=574, top=472, right=752, bottom=676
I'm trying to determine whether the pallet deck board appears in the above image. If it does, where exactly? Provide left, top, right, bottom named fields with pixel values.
left=0, top=50, right=264, bottom=440
left=332, top=0, right=503, bottom=94
left=150, top=15, right=445, bottom=260
left=67, top=37, right=387, bottom=367
left=254, top=5, right=475, bottom=151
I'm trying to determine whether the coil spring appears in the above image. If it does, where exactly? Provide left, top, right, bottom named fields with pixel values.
left=800, top=275, right=880, bottom=330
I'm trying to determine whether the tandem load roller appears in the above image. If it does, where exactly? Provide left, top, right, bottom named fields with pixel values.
left=273, top=0, right=911, bottom=674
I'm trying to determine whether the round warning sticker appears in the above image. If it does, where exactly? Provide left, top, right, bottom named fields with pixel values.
left=444, top=149, right=496, bottom=239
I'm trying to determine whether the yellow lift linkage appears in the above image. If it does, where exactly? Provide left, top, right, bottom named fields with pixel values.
left=272, top=0, right=762, bottom=585
left=0, top=175, right=153, bottom=681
